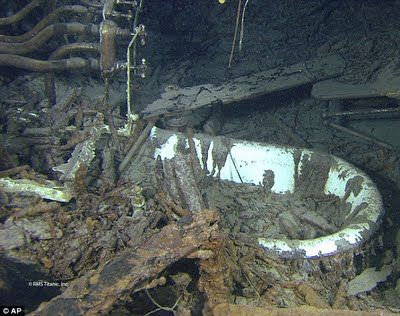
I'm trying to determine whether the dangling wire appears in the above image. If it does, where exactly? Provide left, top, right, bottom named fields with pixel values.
left=239, top=0, right=249, bottom=51
left=228, top=0, right=250, bottom=67
left=228, top=0, right=242, bottom=67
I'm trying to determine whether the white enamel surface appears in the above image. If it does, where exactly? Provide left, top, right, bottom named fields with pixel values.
left=325, top=163, right=354, bottom=198
left=153, top=133, right=179, bottom=160
left=258, top=223, right=369, bottom=258
left=206, top=141, right=214, bottom=172
left=218, top=142, right=296, bottom=193
left=192, top=138, right=204, bottom=169
left=151, top=127, right=383, bottom=258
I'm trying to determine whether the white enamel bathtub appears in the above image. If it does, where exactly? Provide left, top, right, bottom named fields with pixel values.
left=151, top=127, right=384, bottom=259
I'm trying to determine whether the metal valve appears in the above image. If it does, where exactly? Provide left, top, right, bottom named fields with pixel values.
left=137, top=58, right=147, bottom=78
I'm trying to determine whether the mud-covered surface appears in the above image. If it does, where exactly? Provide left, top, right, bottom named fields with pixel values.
left=205, top=179, right=350, bottom=240
left=1, top=0, right=400, bottom=314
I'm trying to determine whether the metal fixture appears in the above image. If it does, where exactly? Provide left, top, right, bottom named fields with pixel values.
left=100, top=20, right=118, bottom=78
left=0, top=5, right=89, bottom=43
left=322, top=106, right=400, bottom=120
left=152, top=127, right=384, bottom=259
left=0, top=0, right=147, bottom=106
left=323, top=101, right=398, bottom=150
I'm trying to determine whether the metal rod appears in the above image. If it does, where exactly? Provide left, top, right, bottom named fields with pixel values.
left=229, top=151, right=243, bottom=183
left=126, top=25, right=143, bottom=116
left=125, top=0, right=144, bottom=118
left=228, top=0, right=242, bottom=68
left=323, top=107, right=400, bottom=119
left=132, top=0, right=144, bottom=75
left=329, top=122, right=394, bottom=150
left=119, top=120, right=155, bottom=173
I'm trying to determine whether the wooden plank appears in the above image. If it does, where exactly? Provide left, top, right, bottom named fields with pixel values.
left=142, top=55, right=346, bottom=118
left=312, top=60, right=400, bottom=100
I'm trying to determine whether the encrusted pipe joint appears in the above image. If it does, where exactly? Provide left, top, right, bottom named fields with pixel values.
left=130, top=185, right=146, bottom=216
left=102, top=0, right=117, bottom=20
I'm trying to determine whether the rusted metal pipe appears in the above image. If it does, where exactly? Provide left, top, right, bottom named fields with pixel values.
left=0, top=23, right=99, bottom=55
left=44, top=43, right=100, bottom=105
left=0, top=54, right=99, bottom=72
left=100, top=20, right=118, bottom=78
left=0, top=0, right=43, bottom=26
left=49, top=42, right=100, bottom=60
left=0, top=6, right=90, bottom=43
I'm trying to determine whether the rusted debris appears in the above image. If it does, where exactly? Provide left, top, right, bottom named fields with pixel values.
left=198, top=237, right=237, bottom=312
left=119, top=119, right=155, bottom=174
left=30, top=209, right=220, bottom=316
left=11, top=201, right=61, bottom=219
left=171, top=152, right=205, bottom=212
left=155, top=191, right=191, bottom=219
left=155, top=148, right=205, bottom=213
left=52, top=113, right=108, bottom=182
left=0, top=143, right=15, bottom=170
left=0, top=164, right=29, bottom=178
left=47, top=88, right=81, bottom=129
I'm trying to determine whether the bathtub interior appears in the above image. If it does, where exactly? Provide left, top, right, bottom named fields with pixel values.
left=152, top=127, right=384, bottom=258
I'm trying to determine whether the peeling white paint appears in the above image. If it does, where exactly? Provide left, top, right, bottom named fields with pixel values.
left=150, top=126, right=158, bottom=139
left=341, top=225, right=367, bottom=244
left=325, top=165, right=352, bottom=198
left=206, top=140, right=214, bottom=173
left=154, top=134, right=179, bottom=160
left=151, top=127, right=383, bottom=259
left=192, top=138, right=204, bottom=169
left=259, top=239, right=292, bottom=253
left=299, top=238, right=338, bottom=258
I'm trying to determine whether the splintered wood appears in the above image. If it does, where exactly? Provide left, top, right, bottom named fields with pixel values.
left=155, top=134, right=206, bottom=213
left=142, top=55, right=346, bottom=118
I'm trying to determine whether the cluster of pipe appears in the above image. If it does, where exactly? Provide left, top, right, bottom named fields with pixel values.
left=0, top=0, right=146, bottom=105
